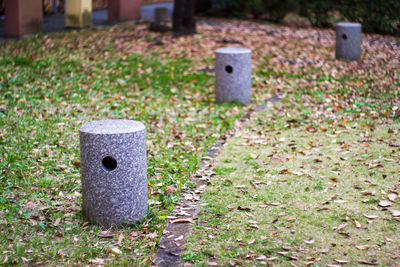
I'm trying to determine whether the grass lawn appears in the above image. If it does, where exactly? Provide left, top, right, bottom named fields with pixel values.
left=0, top=18, right=399, bottom=265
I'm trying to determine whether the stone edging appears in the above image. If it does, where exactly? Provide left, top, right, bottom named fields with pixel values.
left=154, top=95, right=283, bottom=266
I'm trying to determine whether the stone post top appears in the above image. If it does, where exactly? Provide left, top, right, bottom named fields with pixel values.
left=336, top=22, right=361, bottom=28
left=80, top=120, right=145, bottom=134
left=216, top=47, right=251, bottom=54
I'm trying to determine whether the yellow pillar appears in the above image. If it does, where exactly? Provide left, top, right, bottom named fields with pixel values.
left=65, top=0, right=92, bottom=28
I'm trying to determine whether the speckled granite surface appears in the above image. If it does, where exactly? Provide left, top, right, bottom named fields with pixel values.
left=79, top=120, right=147, bottom=228
left=215, top=47, right=252, bottom=105
left=336, top=22, right=362, bottom=61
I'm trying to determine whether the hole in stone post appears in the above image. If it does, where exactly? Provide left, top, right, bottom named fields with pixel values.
left=342, top=34, right=347, bottom=40
left=225, top=65, right=233, bottom=73
left=102, top=156, right=117, bottom=171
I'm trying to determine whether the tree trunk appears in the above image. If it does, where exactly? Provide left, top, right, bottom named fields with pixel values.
left=173, top=0, right=196, bottom=35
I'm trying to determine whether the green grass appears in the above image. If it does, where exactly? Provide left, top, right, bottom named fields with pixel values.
left=1, top=18, right=399, bottom=265
left=184, top=106, right=400, bottom=266
left=0, top=25, right=247, bottom=265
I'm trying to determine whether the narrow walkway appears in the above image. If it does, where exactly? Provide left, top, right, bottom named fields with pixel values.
left=0, top=2, right=174, bottom=42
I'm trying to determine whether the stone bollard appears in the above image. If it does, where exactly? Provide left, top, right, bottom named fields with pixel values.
left=335, top=22, right=362, bottom=61
left=154, top=7, right=167, bottom=24
left=65, top=0, right=92, bottom=28
left=215, top=47, right=252, bottom=105
left=79, top=120, right=147, bottom=228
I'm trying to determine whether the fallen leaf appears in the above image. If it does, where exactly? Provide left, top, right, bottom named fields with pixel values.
left=286, top=216, right=296, bottom=221
left=354, top=220, right=361, bottom=228
left=54, top=218, right=61, bottom=226
left=208, top=262, right=218, bottom=266
left=337, top=223, right=347, bottom=231
left=256, top=255, right=267, bottom=261
left=117, top=234, right=124, bottom=244
left=57, top=249, right=67, bottom=258
left=358, top=259, right=378, bottom=265
left=174, top=235, right=184, bottom=241
left=98, top=231, right=114, bottom=238
left=108, top=247, right=121, bottom=255
left=304, top=238, right=314, bottom=244
left=148, top=232, right=158, bottom=239
left=248, top=239, right=255, bottom=245
left=88, top=258, right=105, bottom=264
left=389, top=210, right=400, bottom=217
left=171, top=218, right=193, bottom=223
left=363, top=214, right=378, bottom=219
left=334, top=259, right=349, bottom=264
left=388, top=193, right=397, bottom=202
left=378, top=200, right=393, bottom=207
left=320, top=248, right=330, bottom=254
left=356, top=245, right=370, bottom=250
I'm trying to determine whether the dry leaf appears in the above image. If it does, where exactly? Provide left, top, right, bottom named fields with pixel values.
left=389, top=210, right=400, bottom=217
left=248, top=239, right=255, bottom=245
left=388, top=193, right=397, bottom=202
left=54, top=218, right=61, bottom=226
left=171, top=218, right=193, bottom=223
left=320, top=248, right=330, bottom=254
left=286, top=216, right=296, bottom=221
left=304, top=238, right=314, bottom=244
left=98, top=231, right=113, bottom=238
left=337, top=223, right=347, bottom=230
left=148, top=232, right=158, bottom=239
left=363, top=214, right=378, bottom=219
left=378, top=200, right=393, bottom=207
left=208, top=262, right=218, bottom=266
left=108, top=247, right=121, bottom=255
left=256, top=255, right=267, bottom=261
left=358, top=260, right=378, bottom=265
left=330, top=177, right=340, bottom=182
left=118, top=234, right=124, bottom=244
left=88, top=258, right=105, bottom=264
left=356, top=245, right=370, bottom=250
left=334, top=259, right=349, bottom=264
left=354, top=220, right=361, bottom=228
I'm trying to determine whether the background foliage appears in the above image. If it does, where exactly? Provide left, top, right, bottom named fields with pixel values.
left=195, top=0, right=400, bottom=36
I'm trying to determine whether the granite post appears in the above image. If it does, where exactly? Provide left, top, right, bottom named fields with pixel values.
left=154, top=7, right=167, bottom=24
left=4, top=0, right=43, bottom=36
left=108, top=0, right=142, bottom=22
left=335, top=22, right=362, bottom=61
left=215, top=47, right=252, bottom=105
left=79, top=120, right=147, bottom=228
left=66, top=0, right=92, bottom=28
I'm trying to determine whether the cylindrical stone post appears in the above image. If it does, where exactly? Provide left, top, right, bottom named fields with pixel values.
left=5, top=0, right=43, bottom=36
left=335, top=22, right=362, bottom=61
left=154, top=7, right=167, bottom=24
left=65, top=0, right=92, bottom=28
left=215, top=47, right=251, bottom=105
left=108, top=0, right=142, bottom=22
left=79, top=120, right=147, bottom=228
